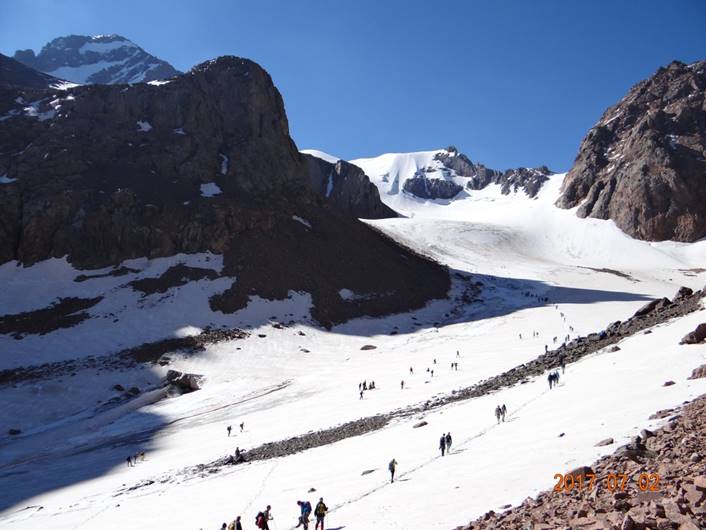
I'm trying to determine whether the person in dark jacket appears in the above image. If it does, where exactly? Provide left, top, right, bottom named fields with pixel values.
left=389, top=458, right=398, bottom=483
left=314, top=498, right=328, bottom=530
left=439, top=434, right=447, bottom=456
left=445, top=432, right=452, bottom=453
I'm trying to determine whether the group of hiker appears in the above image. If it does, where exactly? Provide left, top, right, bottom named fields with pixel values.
left=227, top=422, right=245, bottom=437
left=218, top=499, right=328, bottom=530
left=494, top=404, right=507, bottom=423
left=547, top=370, right=561, bottom=389
left=439, top=432, right=453, bottom=456
left=359, top=380, right=377, bottom=399
left=126, top=451, right=145, bottom=467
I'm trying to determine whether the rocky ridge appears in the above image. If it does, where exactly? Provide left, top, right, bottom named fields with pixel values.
left=13, top=34, right=180, bottom=84
left=557, top=60, right=706, bottom=242
left=398, top=146, right=553, bottom=200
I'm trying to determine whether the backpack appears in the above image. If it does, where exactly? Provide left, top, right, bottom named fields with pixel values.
left=255, top=512, right=265, bottom=528
left=303, top=501, right=312, bottom=514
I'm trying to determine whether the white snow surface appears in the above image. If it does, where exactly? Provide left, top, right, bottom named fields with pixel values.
left=0, top=175, right=16, bottom=184
left=301, top=148, right=341, bottom=164
left=0, top=168, right=705, bottom=529
left=292, top=215, right=312, bottom=228
left=200, top=182, right=222, bottom=197
left=136, top=120, right=152, bottom=132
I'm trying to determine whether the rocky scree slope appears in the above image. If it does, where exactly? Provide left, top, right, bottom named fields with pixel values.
left=0, top=54, right=449, bottom=328
left=13, top=34, right=180, bottom=84
left=557, top=60, right=706, bottom=242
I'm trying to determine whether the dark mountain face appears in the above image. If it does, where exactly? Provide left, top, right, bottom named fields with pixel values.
left=0, top=54, right=449, bottom=328
left=304, top=155, right=397, bottom=219
left=557, top=60, right=706, bottom=242
left=0, top=53, right=63, bottom=90
left=13, top=34, right=180, bottom=84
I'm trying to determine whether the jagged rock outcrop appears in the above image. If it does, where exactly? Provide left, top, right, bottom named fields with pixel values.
left=165, top=370, right=204, bottom=392
left=0, top=54, right=450, bottom=328
left=304, top=154, right=397, bottom=218
left=557, top=60, right=706, bottom=242
left=466, top=165, right=552, bottom=198
left=13, top=34, right=179, bottom=84
left=403, top=173, right=464, bottom=199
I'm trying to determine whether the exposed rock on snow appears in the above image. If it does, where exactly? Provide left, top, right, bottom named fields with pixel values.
left=165, top=370, right=204, bottom=392
left=557, top=60, right=706, bottom=242
left=688, top=364, right=706, bottom=380
left=680, top=323, right=706, bottom=345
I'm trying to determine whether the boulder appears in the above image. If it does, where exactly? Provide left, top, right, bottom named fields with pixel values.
left=673, top=286, right=693, bottom=301
left=680, top=323, right=706, bottom=345
left=688, top=363, right=706, bottom=380
left=360, top=345, right=377, bottom=350
left=634, top=298, right=671, bottom=317
left=595, top=437, right=614, bottom=447
left=413, top=421, right=428, bottom=429
left=166, top=370, right=205, bottom=392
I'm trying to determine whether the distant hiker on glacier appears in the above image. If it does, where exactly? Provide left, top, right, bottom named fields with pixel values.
left=410, top=366, right=414, bottom=374
left=359, top=389, right=364, bottom=400
left=314, top=498, right=328, bottom=530
left=445, top=432, right=453, bottom=452
left=240, top=421, right=244, bottom=432
left=495, top=405, right=502, bottom=423
left=389, top=459, right=398, bottom=483
left=227, top=425, right=232, bottom=437
left=501, top=404, right=507, bottom=421
left=548, top=373, right=554, bottom=389
left=126, top=455, right=133, bottom=467
left=401, top=380, right=404, bottom=390
left=559, top=354, right=566, bottom=374
left=295, top=500, right=312, bottom=529
left=255, top=505, right=272, bottom=529
left=439, top=434, right=447, bottom=456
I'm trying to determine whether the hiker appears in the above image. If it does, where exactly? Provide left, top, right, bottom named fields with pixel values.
left=126, top=455, right=133, bottom=467
left=401, top=380, right=404, bottom=390
left=240, top=422, right=244, bottom=432
left=370, top=381, right=375, bottom=390
left=221, top=523, right=227, bottom=530
left=545, top=344, right=548, bottom=353
left=554, top=371, right=560, bottom=385
left=255, top=505, right=272, bottom=529
left=235, top=447, right=244, bottom=463
left=431, top=369, right=434, bottom=377
left=389, top=458, right=398, bottom=483
left=548, top=373, right=553, bottom=389
left=314, top=498, right=328, bottom=530
left=363, top=380, right=367, bottom=390
left=410, top=366, right=414, bottom=374
left=227, top=425, right=232, bottom=437
left=439, top=434, right=447, bottom=456
left=559, top=355, right=566, bottom=374
left=359, top=389, right=364, bottom=400
left=445, top=432, right=453, bottom=453
left=495, top=405, right=502, bottom=423
left=139, top=451, right=145, bottom=462
left=358, top=382, right=362, bottom=391
left=501, top=404, right=507, bottom=421
left=456, top=350, right=460, bottom=358
left=433, top=359, right=437, bottom=364
left=519, top=333, right=522, bottom=339
left=227, top=517, right=242, bottom=530
left=296, top=500, right=312, bottom=529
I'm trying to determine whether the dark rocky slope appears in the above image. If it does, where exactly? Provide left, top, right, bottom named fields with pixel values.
left=0, top=53, right=63, bottom=90
left=304, top=154, right=397, bottom=218
left=557, top=60, right=706, bottom=242
left=0, top=54, right=449, bottom=328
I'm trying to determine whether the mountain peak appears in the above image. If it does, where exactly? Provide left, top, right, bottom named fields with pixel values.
left=13, top=34, right=180, bottom=85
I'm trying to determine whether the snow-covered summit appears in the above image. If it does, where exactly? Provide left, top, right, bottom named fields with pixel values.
left=13, top=34, right=180, bottom=85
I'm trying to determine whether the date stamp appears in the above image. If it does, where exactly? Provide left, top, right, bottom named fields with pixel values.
left=553, top=472, right=660, bottom=493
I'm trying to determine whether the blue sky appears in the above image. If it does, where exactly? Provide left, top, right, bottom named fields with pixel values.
left=2, top=0, right=705, bottom=171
